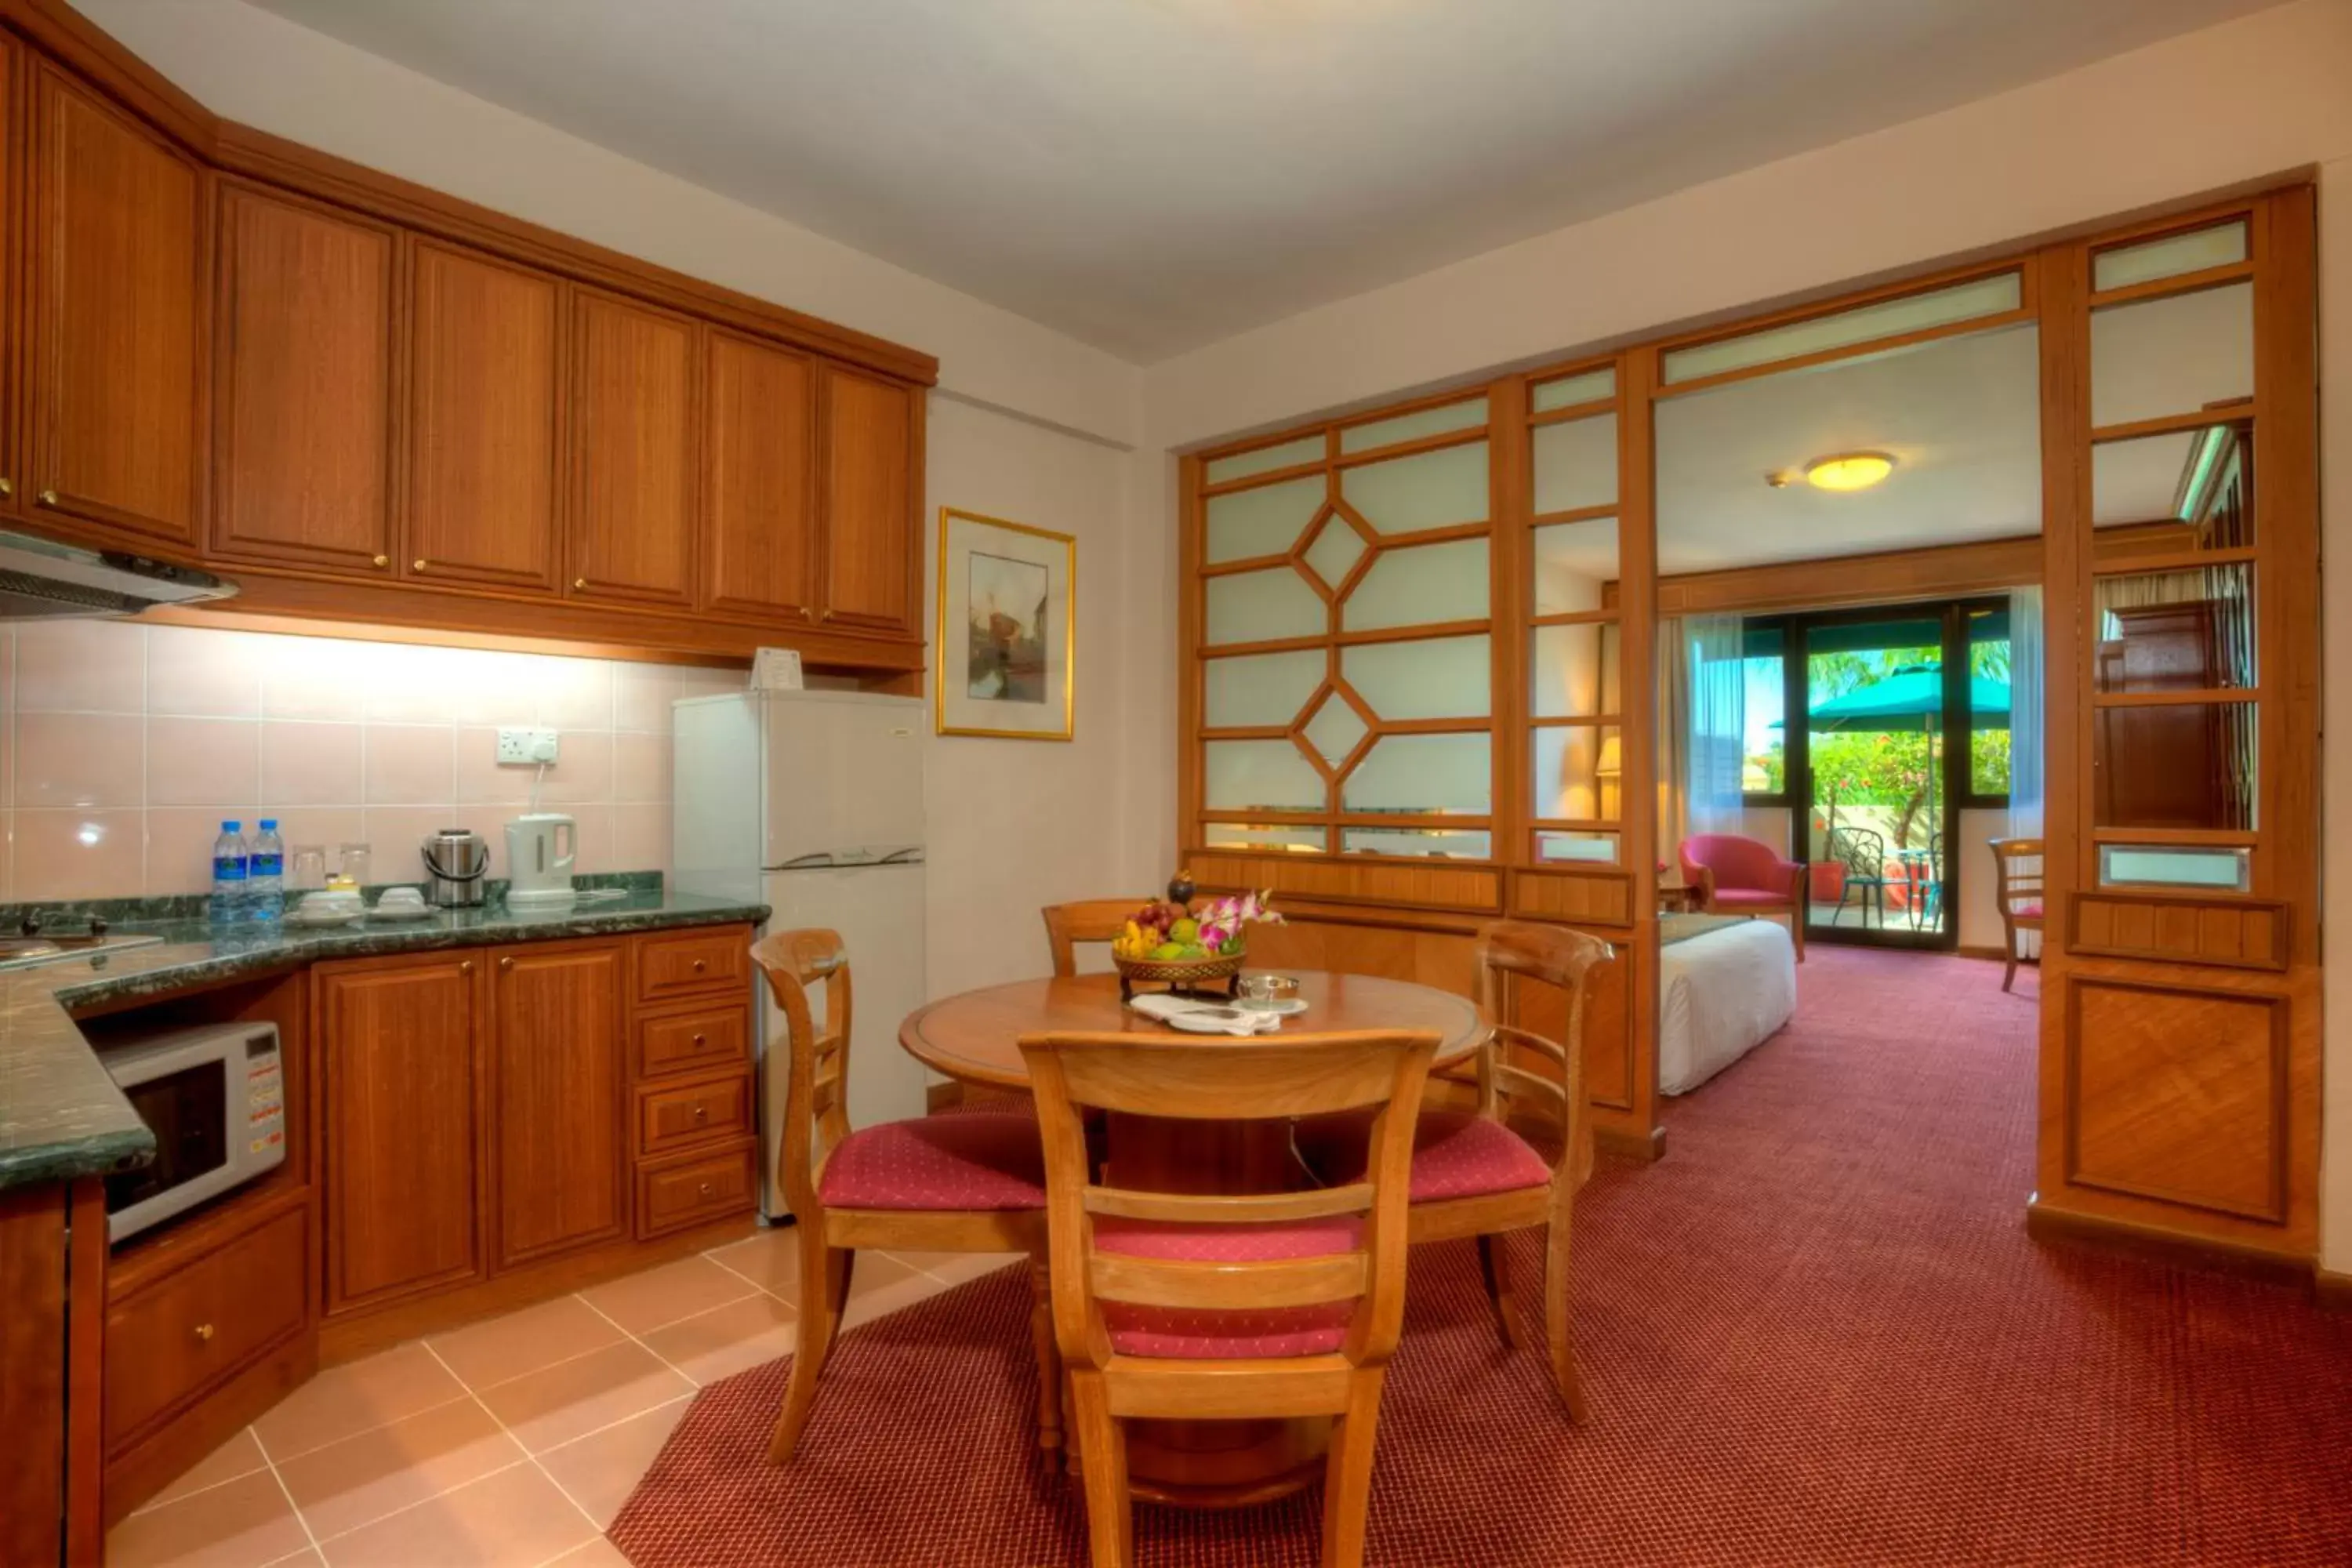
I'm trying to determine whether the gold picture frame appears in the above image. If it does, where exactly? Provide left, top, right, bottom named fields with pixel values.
left=935, top=507, right=1075, bottom=740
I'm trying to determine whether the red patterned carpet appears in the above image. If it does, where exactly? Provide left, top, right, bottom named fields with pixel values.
left=609, top=949, right=2352, bottom=1565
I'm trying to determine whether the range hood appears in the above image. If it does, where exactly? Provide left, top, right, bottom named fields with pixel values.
left=0, top=528, right=235, bottom=619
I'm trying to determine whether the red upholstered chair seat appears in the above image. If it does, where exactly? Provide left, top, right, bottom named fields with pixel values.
left=817, top=1112, right=1046, bottom=1211
left=2014, top=901, right=2044, bottom=920
left=1094, top=1215, right=1360, bottom=1358
left=1708, top=887, right=1788, bottom=909
left=1296, top=1109, right=1551, bottom=1203
left=932, top=1093, right=1037, bottom=1116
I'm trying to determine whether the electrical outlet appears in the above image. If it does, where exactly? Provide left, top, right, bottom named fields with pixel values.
left=495, top=727, right=560, bottom=765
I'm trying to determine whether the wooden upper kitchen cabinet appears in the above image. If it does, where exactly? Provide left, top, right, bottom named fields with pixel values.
left=567, top=289, right=698, bottom=607
left=318, top=954, right=486, bottom=1313
left=0, top=34, right=20, bottom=521
left=817, top=364, right=921, bottom=636
left=405, top=238, right=564, bottom=592
left=210, top=183, right=400, bottom=575
left=488, top=942, right=629, bottom=1269
left=24, top=59, right=208, bottom=550
left=702, top=328, right=820, bottom=621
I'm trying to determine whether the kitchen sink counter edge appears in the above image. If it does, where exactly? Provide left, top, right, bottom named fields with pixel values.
left=0, top=887, right=771, bottom=1192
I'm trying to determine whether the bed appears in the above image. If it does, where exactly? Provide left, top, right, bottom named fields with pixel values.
left=1657, top=913, right=1797, bottom=1094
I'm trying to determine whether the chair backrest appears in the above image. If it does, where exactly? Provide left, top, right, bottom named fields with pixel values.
left=1040, top=899, right=1146, bottom=978
left=748, top=928, right=853, bottom=1221
left=1679, top=833, right=1785, bottom=894
left=1988, top=837, right=2045, bottom=917
left=1826, top=826, right=1886, bottom=879
left=1471, top=921, right=1611, bottom=1179
left=1017, top=1029, right=1439, bottom=1373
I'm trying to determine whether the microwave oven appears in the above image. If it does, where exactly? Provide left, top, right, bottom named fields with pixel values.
left=100, top=1022, right=285, bottom=1244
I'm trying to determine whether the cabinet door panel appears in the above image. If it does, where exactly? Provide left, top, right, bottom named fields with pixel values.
left=406, top=241, right=561, bottom=590
left=702, top=331, right=816, bottom=619
left=320, top=958, right=482, bottom=1312
left=212, top=184, right=397, bottom=575
left=491, top=944, right=626, bottom=1268
left=818, top=366, right=918, bottom=634
left=27, top=63, right=205, bottom=546
left=568, top=292, right=695, bottom=605
left=0, top=36, right=20, bottom=518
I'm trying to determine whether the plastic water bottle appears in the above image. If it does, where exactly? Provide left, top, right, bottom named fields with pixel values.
left=210, top=822, right=249, bottom=924
left=249, top=819, right=285, bottom=923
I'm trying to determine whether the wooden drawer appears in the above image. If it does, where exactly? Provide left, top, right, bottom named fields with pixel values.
left=106, top=1206, right=307, bottom=1448
left=635, top=1004, right=750, bottom=1080
left=635, top=1071, right=753, bottom=1158
left=635, top=927, right=751, bottom=1005
left=637, top=1140, right=758, bottom=1238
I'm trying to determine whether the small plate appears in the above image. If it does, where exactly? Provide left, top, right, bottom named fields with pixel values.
left=366, top=904, right=436, bottom=922
left=286, top=909, right=363, bottom=928
left=1239, top=998, right=1309, bottom=1017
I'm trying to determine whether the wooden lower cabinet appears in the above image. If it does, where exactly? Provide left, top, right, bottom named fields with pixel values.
left=104, top=1203, right=307, bottom=1450
left=491, top=942, right=628, bottom=1269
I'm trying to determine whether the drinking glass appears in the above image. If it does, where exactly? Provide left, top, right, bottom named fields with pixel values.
left=1238, top=974, right=1301, bottom=1012
left=337, top=843, right=372, bottom=889
left=289, top=845, right=328, bottom=891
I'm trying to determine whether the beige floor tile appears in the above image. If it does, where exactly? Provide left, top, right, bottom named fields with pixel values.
left=275, top=1397, right=527, bottom=1543
left=544, top=1537, right=633, bottom=1566
left=533, top=1397, right=692, bottom=1529
left=314, top=1464, right=596, bottom=1568
left=639, top=1292, right=797, bottom=1385
left=702, top=1227, right=803, bottom=1301
left=260, top=1553, right=325, bottom=1567
left=472, top=1341, right=695, bottom=1454
left=252, top=1343, right=470, bottom=1462
left=106, top=1469, right=314, bottom=1568
left=577, top=1254, right=757, bottom=1336
left=892, top=1250, right=1028, bottom=1289
left=840, top=1250, right=958, bottom=1331
left=427, top=1295, right=625, bottom=1392
left=136, top=1428, right=270, bottom=1513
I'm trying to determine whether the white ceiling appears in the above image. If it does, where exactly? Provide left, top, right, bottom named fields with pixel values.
left=245, top=0, right=2276, bottom=361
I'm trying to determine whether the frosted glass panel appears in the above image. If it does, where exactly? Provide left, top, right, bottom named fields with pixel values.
left=1531, top=414, right=1617, bottom=516
left=1204, top=740, right=1324, bottom=812
left=1343, top=733, right=1490, bottom=815
left=1205, top=822, right=1328, bottom=853
left=1342, top=538, right=1489, bottom=632
left=1536, top=829, right=1619, bottom=864
left=1344, top=635, right=1490, bottom=720
left=1204, top=434, right=1322, bottom=486
left=1532, top=517, right=1617, bottom=615
left=1341, top=397, right=1486, bottom=453
left=2094, top=222, right=2246, bottom=292
left=1530, top=724, right=1622, bottom=822
left=2097, top=844, right=2249, bottom=891
left=1532, top=368, right=1614, bottom=413
left=1340, top=441, right=1488, bottom=535
left=1301, top=514, right=1367, bottom=590
left=1530, top=623, right=1621, bottom=717
left=2089, top=281, right=2252, bottom=428
left=1344, top=827, right=1491, bottom=859
left=1204, top=649, right=1325, bottom=728
left=1663, top=272, right=2021, bottom=383
left=1205, top=474, right=1323, bottom=564
left=1205, top=567, right=1323, bottom=646
left=1301, top=691, right=1368, bottom=766
left=2092, top=700, right=2253, bottom=829
left=2095, top=564, right=2254, bottom=692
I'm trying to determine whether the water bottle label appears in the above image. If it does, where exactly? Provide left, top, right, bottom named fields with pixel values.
left=213, top=857, right=249, bottom=882
left=251, top=855, right=284, bottom=877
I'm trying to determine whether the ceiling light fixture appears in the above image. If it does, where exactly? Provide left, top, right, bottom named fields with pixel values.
left=1804, top=452, right=1895, bottom=492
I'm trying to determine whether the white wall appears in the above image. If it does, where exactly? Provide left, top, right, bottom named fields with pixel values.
left=1133, top=0, right=2352, bottom=1270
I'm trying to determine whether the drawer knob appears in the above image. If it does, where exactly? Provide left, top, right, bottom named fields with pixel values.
left=39, top=488, right=59, bottom=506
left=691, top=1033, right=706, bottom=1047
left=499, top=956, right=514, bottom=972
left=372, top=554, right=390, bottom=568
left=193, top=1323, right=216, bottom=1342
left=691, top=959, right=707, bottom=974
left=460, top=960, right=475, bottom=975
left=574, top=577, right=588, bottom=590
left=413, top=559, right=428, bottom=572
left=0, top=477, right=13, bottom=497
left=697, top=1181, right=714, bottom=1198
left=692, top=1103, right=708, bottom=1122
left=818, top=608, right=834, bottom=623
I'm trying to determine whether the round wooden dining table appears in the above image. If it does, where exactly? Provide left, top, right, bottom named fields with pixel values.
left=899, top=969, right=1490, bottom=1508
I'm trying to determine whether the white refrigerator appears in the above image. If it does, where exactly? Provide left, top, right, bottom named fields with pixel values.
left=672, top=689, right=927, bottom=1223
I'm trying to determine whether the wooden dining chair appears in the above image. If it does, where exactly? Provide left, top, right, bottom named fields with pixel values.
left=1018, top=1029, right=1439, bottom=1568
left=1041, top=899, right=1148, bottom=978
left=751, top=929, right=1063, bottom=1465
left=1988, top=837, right=2045, bottom=993
left=1295, top=920, right=1610, bottom=1422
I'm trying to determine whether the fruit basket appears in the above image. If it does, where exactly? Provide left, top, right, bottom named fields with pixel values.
left=1113, top=948, right=1244, bottom=1003
left=1110, top=877, right=1279, bottom=1003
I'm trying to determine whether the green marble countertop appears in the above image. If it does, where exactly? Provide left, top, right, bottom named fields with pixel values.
left=0, top=885, right=768, bottom=1193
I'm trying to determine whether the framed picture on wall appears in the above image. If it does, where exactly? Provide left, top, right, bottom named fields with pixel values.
left=935, top=507, right=1075, bottom=740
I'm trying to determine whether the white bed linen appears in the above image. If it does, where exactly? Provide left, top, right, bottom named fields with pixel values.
left=1658, top=918, right=1797, bottom=1094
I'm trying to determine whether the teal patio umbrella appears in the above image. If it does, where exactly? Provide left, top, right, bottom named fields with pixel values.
left=1802, top=664, right=2009, bottom=734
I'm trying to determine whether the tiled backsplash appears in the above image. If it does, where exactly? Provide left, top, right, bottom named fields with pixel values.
left=0, top=619, right=743, bottom=902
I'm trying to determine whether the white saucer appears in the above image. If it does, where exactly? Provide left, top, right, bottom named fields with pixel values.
left=366, top=904, right=436, bottom=922
left=286, top=908, right=363, bottom=928
left=1240, top=998, right=1309, bottom=1017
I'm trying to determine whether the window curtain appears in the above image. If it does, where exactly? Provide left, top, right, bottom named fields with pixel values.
left=1655, top=616, right=1690, bottom=861
left=2008, top=585, right=2044, bottom=837
left=1686, top=614, right=1748, bottom=837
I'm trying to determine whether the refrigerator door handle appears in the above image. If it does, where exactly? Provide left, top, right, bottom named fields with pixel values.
left=876, top=847, right=925, bottom=866
left=774, top=851, right=840, bottom=871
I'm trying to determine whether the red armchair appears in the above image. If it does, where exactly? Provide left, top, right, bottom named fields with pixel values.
left=1678, top=834, right=1807, bottom=960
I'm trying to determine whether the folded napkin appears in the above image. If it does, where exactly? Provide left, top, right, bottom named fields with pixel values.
left=1125, top=993, right=1284, bottom=1036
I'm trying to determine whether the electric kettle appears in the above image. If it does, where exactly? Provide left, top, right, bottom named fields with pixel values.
left=505, top=813, right=578, bottom=910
